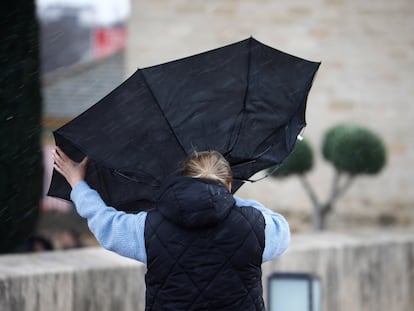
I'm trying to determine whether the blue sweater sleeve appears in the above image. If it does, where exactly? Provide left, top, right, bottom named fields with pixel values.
left=234, top=196, right=290, bottom=262
left=70, top=181, right=147, bottom=263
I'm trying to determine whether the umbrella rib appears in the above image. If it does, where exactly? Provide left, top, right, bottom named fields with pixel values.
left=139, top=70, right=188, bottom=156
left=224, top=38, right=252, bottom=155
left=242, top=37, right=252, bottom=111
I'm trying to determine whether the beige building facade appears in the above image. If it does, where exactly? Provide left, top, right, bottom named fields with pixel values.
left=126, top=0, right=414, bottom=230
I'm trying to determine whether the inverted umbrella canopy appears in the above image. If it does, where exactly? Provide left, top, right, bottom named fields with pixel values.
left=48, top=37, right=320, bottom=212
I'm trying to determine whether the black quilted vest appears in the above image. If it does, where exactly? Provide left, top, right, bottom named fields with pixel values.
left=144, top=177, right=266, bottom=311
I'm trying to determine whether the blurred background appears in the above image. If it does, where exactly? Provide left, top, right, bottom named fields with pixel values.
left=1, top=1, right=414, bottom=310
left=127, top=0, right=414, bottom=233
left=2, top=0, right=414, bottom=250
left=37, top=0, right=130, bottom=249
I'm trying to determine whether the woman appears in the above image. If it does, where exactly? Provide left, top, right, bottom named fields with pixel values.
left=53, top=147, right=290, bottom=310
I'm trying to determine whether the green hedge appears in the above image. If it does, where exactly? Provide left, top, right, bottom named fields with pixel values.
left=0, top=1, right=43, bottom=253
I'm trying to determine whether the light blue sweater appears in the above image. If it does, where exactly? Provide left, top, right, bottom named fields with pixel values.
left=71, top=181, right=290, bottom=264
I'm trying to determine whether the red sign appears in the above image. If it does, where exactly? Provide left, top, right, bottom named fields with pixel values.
left=93, top=28, right=127, bottom=60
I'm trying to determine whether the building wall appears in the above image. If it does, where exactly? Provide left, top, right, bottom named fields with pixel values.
left=1, top=229, right=413, bottom=311
left=126, top=0, right=414, bottom=229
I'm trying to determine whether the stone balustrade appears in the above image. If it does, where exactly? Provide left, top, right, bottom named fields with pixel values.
left=1, top=228, right=413, bottom=311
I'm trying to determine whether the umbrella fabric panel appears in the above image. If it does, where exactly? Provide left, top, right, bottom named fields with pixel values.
left=141, top=39, right=250, bottom=155
left=55, top=71, right=186, bottom=175
left=48, top=71, right=188, bottom=210
left=229, top=39, right=320, bottom=181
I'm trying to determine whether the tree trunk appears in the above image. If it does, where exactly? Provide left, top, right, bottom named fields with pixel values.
left=313, top=205, right=323, bottom=230
left=313, top=203, right=331, bottom=230
left=0, top=0, right=43, bottom=253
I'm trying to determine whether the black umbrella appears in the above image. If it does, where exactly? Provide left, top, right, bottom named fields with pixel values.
left=48, top=37, right=320, bottom=211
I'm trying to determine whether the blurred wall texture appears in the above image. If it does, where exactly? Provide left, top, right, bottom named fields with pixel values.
left=127, top=0, right=414, bottom=230
left=1, top=229, right=413, bottom=311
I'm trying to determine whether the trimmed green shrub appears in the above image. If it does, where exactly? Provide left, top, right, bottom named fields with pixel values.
left=269, top=139, right=313, bottom=177
left=269, top=124, right=387, bottom=230
left=322, top=124, right=386, bottom=175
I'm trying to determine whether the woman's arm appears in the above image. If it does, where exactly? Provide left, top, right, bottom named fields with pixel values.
left=234, top=196, right=290, bottom=262
left=53, top=147, right=147, bottom=263
left=70, top=181, right=147, bottom=262
left=52, top=147, right=89, bottom=188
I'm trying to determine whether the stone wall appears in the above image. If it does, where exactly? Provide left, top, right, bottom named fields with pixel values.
left=263, top=228, right=414, bottom=311
left=126, top=0, right=414, bottom=229
left=1, top=229, right=413, bottom=311
left=0, top=248, right=147, bottom=311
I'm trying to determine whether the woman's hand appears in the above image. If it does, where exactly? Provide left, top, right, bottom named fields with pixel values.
left=53, top=147, right=89, bottom=188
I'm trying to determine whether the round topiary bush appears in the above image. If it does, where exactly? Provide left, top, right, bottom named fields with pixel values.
left=322, top=124, right=348, bottom=162
left=322, top=124, right=386, bottom=175
left=268, top=139, right=314, bottom=177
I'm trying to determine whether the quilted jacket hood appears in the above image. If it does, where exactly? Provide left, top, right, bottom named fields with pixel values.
left=156, top=176, right=235, bottom=229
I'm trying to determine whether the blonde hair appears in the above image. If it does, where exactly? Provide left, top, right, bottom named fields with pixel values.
left=181, top=151, right=232, bottom=186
